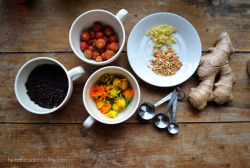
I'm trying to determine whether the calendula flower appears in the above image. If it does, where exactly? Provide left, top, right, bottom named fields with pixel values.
left=100, top=85, right=112, bottom=100
left=122, top=88, right=134, bottom=105
left=89, top=85, right=102, bottom=98
left=109, top=87, right=121, bottom=98
left=105, top=110, right=118, bottom=118
left=99, top=101, right=111, bottom=114
left=112, top=103, right=121, bottom=112
left=108, top=74, right=114, bottom=83
left=90, top=74, right=134, bottom=119
left=89, top=85, right=111, bottom=100
left=107, top=84, right=113, bottom=90
left=119, top=79, right=129, bottom=90
left=95, top=100, right=106, bottom=109
left=101, top=74, right=115, bottom=85
left=116, top=97, right=126, bottom=109
left=113, top=78, right=121, bottom=88
left=101, top=74, right=110, bottom=83
left=122, top=88, right=134, bottom=98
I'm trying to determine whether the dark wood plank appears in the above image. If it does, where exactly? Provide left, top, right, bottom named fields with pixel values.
left=0, top=53, right=249, bottom=123
left=0, top=0, right=249, bottom=52
left=0, top=123, right=249, bottom=167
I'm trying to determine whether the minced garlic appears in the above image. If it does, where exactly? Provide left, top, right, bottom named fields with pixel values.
left=146, top=24, right=177, bottom=48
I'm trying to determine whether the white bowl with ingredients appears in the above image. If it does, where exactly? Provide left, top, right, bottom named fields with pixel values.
left=82, top=66, right=141, bottom=129
left=69, top=9, right=128, bottom=66
left=127, top=12, right=202, bottom=87
left=15, top=57, right=85, bottom=114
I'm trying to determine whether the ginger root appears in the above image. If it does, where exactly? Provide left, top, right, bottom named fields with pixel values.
left=189, top=32, right=236, bottom=110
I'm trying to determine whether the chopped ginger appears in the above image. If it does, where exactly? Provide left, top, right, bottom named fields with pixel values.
left=146, top=24, right=177, bottom=48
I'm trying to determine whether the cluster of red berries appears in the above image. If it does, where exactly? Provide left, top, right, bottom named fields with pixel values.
left=80, top=22, right=120, bottom=62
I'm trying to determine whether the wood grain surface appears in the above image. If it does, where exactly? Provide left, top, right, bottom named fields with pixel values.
left=0, top=0, right=249, bottom=52
left=0, top=0, right=249, bottom=167
left=0, top=123, right=249, bottom=168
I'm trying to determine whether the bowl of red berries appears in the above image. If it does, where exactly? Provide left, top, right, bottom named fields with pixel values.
left=69, top=9, right=128, bottom=65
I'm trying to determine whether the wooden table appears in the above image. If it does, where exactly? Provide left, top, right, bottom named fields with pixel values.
left=0, top=0, right=249, bottom=167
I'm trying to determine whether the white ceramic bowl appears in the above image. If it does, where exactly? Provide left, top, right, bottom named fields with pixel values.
left=69, top=9, right=128, bottom=66
left=127, top=12, right=202, bottom=87
left=15, top=57, right=85, bottom=114
left=82, top=66, right=140, bottom=129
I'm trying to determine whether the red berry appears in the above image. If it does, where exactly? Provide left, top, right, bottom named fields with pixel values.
left=88, top=45, right=94, bottom=51
left=110, top=42, right=119, bottom=52
left=103, top=36, right=109, bottom=44
left=101, top=53, right=106, bottom=60
left=96, top=32, right=104, bottom=39
left=96, top=55, right=103, bottom=62
left=104, top=50, right=115, bottom=60
left=92, top=51, right=100, bottom=60
left=109, top=35, right=118, bottom=43
left=80, top=42, right=88, bottom=51
left=95, top=38, right=106, bottom=49
left=104, top=27, right=114, bottom=37
left=93, top=22, right=102, bottom=32
left=84, top=49, right=92, bottom=59
left=87, top=40, right=93, bottom=46
left=106, top=44, right=111, bottom=50
left=89, top=30, right=96, bottom=39
left=81, top=32, right=90, bottom=41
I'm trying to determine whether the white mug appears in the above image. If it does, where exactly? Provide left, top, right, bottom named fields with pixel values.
left=15, top=57, right=85, bottom=114
left=82, top=66, right=141, bottom=129
left=69, top=9, right=128, bottom=66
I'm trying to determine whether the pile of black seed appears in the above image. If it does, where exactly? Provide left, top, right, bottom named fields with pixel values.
left=25, top=64, right=69, bottom=109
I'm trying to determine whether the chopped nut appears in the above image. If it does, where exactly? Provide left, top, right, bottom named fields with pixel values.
left=149, top=47, right=182, bottom=76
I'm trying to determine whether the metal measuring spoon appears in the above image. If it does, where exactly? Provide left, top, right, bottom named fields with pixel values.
left=154, top=88, right=180, bottom=129
left=168, top=95, right=179, bottom=134
left=138, top=92, right=173, bottom=120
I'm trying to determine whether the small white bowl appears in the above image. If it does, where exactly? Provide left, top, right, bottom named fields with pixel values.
left=15, top=57, right=85, bottom=114
left=69, top=9, right=128, bottom=66
left=127, top=12, right=202, bottom=87
left=82, top=66, right=140, bottom=129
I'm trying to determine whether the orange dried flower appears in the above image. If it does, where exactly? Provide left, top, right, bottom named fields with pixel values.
left=89, top=85, right=101, bottom=97
left=122, top=88, right=134, bottom=106
left=99, top=101, right=111, bottom=114
left=122, top=88, right=134, bottom=98
left=89, top=85, right=111, bottom=100
left=89, top=74, right=134, bottom=118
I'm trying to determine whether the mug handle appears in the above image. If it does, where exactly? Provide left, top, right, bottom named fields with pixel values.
left=83, top=116, right=96, bottom=129
left=116, top=9, right=128, bottom=24
left=68, top=66, right=85, bottom=82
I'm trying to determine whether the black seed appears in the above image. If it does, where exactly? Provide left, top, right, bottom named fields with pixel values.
left=25, top=64, right=69, bottom=109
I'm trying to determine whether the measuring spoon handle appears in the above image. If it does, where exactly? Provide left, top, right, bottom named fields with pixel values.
left=172, top=95, right=178, bottom=122
left=163, top=88, right=179, bottom=114
left=154, top=92, right=172, bottom=107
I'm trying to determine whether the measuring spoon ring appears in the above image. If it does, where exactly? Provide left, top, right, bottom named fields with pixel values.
left=154, top=87, right=179, bottom=129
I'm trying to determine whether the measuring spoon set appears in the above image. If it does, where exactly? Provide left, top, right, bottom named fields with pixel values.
left=138, top=87, right=185, bottom=134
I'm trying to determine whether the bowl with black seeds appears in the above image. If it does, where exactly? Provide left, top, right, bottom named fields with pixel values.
left=15, top=57, right=85, bottom=114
